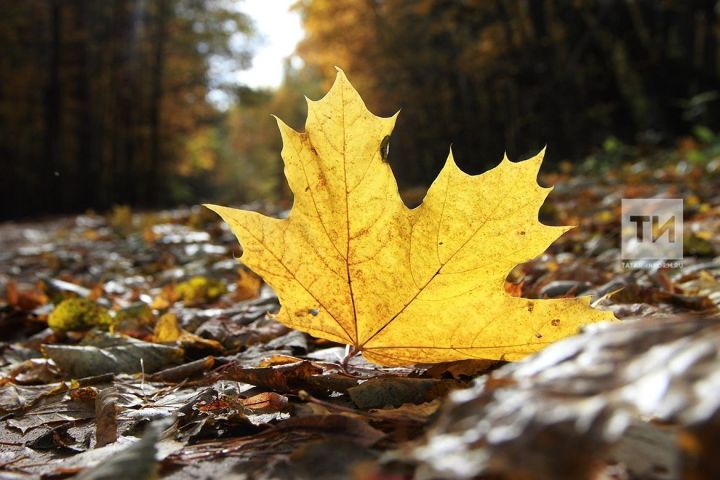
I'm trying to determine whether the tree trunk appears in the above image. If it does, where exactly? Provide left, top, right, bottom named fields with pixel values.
left=44, top=0, right=63, bottom=213
left=147, top=0, right=169, bottom=205
left=73, top=0, right=95, bottom=211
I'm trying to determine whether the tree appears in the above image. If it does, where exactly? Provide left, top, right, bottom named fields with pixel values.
left=0, top=0, right=254, bottom=219
left=296, top=0, right=720, bottom=187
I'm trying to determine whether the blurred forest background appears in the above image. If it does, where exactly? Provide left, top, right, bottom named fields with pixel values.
left=2, top=0, right=720, bottom=220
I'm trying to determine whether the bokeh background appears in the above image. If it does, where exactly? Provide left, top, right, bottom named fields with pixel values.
left=2, top=0, right=720, bottom=220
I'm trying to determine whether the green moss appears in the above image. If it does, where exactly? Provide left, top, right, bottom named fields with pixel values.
left=175, top=276, right=227, bottom=306
left=48, top=297, right=113, bottom=332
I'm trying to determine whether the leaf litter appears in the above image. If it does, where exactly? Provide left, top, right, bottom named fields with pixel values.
left=1, top=84, right=720, bottom=478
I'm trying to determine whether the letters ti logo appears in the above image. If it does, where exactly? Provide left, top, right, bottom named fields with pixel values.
left=621, top=199, right=683, bottom=262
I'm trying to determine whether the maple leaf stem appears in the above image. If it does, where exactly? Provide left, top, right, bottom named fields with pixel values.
left=341, top=345, right=359, bottom=370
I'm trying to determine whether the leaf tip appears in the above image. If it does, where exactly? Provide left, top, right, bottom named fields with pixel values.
left=270, top=113, right=286, bottom=130
left=387, top=109, right=401, bottom=126
left=332, top=66, right=350, bottom=86
left=203, top=203, right=236, bottom=221
left=273, top=115, right=296, bottom=136
left=580, top=295, right=619, bottom=321
left=445, top=148, right=459, bottom=170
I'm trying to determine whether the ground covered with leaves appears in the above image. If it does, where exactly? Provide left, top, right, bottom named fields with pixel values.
left=2, top=160, right=720, bottom=479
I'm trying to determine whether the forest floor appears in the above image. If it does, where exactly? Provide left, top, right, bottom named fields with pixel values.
left=1, top=159, right=720, bottom=479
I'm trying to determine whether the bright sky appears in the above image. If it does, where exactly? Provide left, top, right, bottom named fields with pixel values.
left=238, top=0, right=304, bottom=89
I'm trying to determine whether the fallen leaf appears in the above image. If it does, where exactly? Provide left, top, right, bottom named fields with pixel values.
left=207, top=69, right=614, bottom=366
left=5, top=281, right=48, bottom=310
left=9, top=358, right=63, bottom=385
left=43, top=333, right=183, bottom=377
left=70, top=386, right=98, bottom=402
left=274, top=414, right=385, bottom=448
left=368, top=400, right=441, bottom=423
left=27, top=420, right=95, bottom=452
left=242, top=392, right=290, bottom=414
left=284, top=439, right=379, bottom=479
left=7, top=396, right=95, bottom=434
left=256, top=354, right=306, bottom=367
left=423, top=359, right=503, bottom=380
left=153, top=312, right=223, bottom=351
left=95, top=387, right=119, bottom=447
left=174, top=276, right=227, bottom=306
left=218, top=360, right=322, bottom=393
left=74, top=418, right=170, bottom=480
left=234, top=268, right=262, bottom=301
left=148, top=356, right=215, bottom=383
left=153, top=312, right=184, bottom=342
left=348, top=377, right=456, bottom=409
left=176, top=383, right=261, bottom=441
left=0, top=383, right=62, bottom=413
left=411, top=315, right=720, bottom=480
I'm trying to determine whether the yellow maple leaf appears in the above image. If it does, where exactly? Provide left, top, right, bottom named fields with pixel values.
left=206, top=69, right=615, bottom=366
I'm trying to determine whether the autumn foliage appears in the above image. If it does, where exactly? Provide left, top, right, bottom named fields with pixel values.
left=208, top=71, right=613, bottom=365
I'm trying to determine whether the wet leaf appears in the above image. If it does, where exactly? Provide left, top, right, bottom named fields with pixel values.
left=275, top=414, right=385, bottom=448
left=7, top=395, right=95, bottom=434
left=242, top=392, right=290, bottom=414
left=43, top=334, right=183, bottom=377
left=368, top=400, right=441, bottom=423
left=348, top=377, right=457, bottom=409
left=148, top=356, right=215, bottom=383
left=75, top=418, right=170, bottom=480
left=0, top=383, right=62, bottom=413
left=95, top=387, right=119, bottom=447
left=282, top=439, right=379, bottom=479
left=219, top=360, right=323, bottom=393
left=9, top=358, right=62, bottom=385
